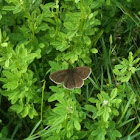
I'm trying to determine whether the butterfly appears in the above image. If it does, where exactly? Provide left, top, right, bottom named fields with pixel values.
left=49, top=66, right=91, bottom=90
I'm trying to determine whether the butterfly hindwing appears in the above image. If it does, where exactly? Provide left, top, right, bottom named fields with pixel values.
left=74, top=74, right=84, bottom=88
left=63, top=73, right=75, bottom=89
left=63, top=73, right=84, bottom=89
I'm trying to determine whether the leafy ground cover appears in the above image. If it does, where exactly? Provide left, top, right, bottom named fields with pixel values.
left=0, top=0, right=140, bottom=140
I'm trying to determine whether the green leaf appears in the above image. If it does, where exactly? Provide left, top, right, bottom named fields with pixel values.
left=51, top=41, right=64, bottom=51
left=91, top=129, right=101, bottom=136
left=13, top=5, right=22, bottom=14
left=28, top=107, right=38, bottom=119
left=74, top=120, right=81, bottom=130
left=25, top=53, right=37, bottom=63
left=120, top=75, right=131, bottom=82
left=115, top=64, right=124, bottom=69
left=111, top=88, right=117, bottom=100
left=67, top=31, right=77, bottom=40
left=46, top=136, right=60, bottom=140
left=112, top=108, right=119, bottom=116
left=109, top=34, right=112, bottom=44
left=29, top=120, right=42, bottom=136
left=97, top=109, right=104, bottom=116
left=5, top=59, right=9, bottom=67
left=70, top=53, right=78, bottom=63
left=1, top=42, right=8, bottom=47
left=53, top=105, right=66, bottom=115
left=128, top=52, right=133, bottom=62
left=64, top=52, right=78, bottom=64
left=83, top=56, right=92, bottom=64
left=88, top=11, right=98, bottom=19
left=84, top=105, right=97, bottom=112
left=97, top=94, right=103, bottom=102
left=67, top=120, right=73, bottom=131
left=39, top=43, right=45, bottom=48
left=10, top=104, right=23, bottom=114
left=3, top=81, right=18, bottom=90
left=0, top=126, right=8, bottom=138
left=120, top=67, right=127, bottom=73
left=88, top=97, right=96, bottom=103
left=97, top=131, right=106, bottom=140
left=52, top=116, right=65, bottom=127
left=9, top=33, right=24, bottom=41
left=75, top=0, right=80, bottom=3
left=111, top=99, right=122, bottom=104
left=113, top=69, right=121, bottom=76
left=75, top=47, right=82, bottom=55
left=67, top=130, right=72, bottom=138
left=83, top=36, right=91, bottom=46
left=101, top=91, right=110, bottom=100
left=48, top=93, right=64, bottom=103
left=56, top=124, right=62, bottom=133
left=113, top=130, right=122, bottom=137
left=21, top=105, right=29, bottom=118
left=132, top=58, right=140, bottom=65
left=129, top=67, right=136, bottom=73
left=37, top=23, right=49, bottom=32
left=106, top=0, right=111, bottom=5
left=49, top=27, right=56, bottom=37
left=49, top=61, right=62, bottom=71
left=103, top=107, right=110, bottom=122
left=3, top=6, right=15, bottom=11
left=91, top=48, right=98, bottom=53
left=9, top=91, right=19, bottom=104
left=2, top=71, right=17, bottom=80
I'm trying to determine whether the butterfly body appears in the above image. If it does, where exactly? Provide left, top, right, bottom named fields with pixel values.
left=50, top=66, right=91, bottom=90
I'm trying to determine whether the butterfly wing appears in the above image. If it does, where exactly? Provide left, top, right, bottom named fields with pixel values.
left=49, top=70, right=69, bottom=84
left=74, top=74, right=84, bottom=88
left=50, top=66, right=91, bottom=89
left=73, top=66, right=91, bottom=80
left=63, top=73, right=84, bottom=89
left=63, top=73, right=75, bottom=89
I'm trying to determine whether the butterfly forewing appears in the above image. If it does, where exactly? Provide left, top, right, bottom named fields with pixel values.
left=74, top=66, right=91, bottom=80
left=50, top=70, right=69, bottom=84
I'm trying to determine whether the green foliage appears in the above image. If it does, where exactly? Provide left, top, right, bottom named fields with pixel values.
left=87, top=88, right=121, bottom=122
left=84, top=88, right=122, bottom=140
left=0, top=30, right=40, bottom=119
left=113, top=52, right=140, bottom=82
left=43, top=87, right=85, bottom=139
left=0, top=0, right=139, bottom=140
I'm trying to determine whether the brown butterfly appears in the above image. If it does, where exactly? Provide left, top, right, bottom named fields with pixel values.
left=49, top=66, right=91, bottom=90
